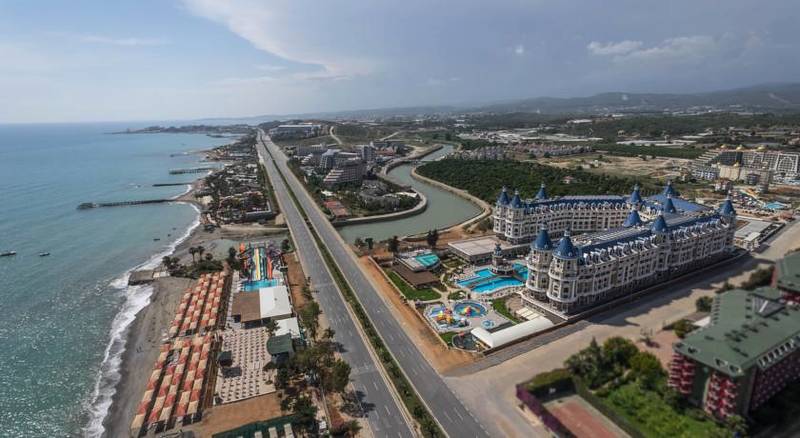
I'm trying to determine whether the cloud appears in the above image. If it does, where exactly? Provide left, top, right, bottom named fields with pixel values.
left=256, top=64, right=287, bottom=72
left=514, top=44, right=525, bottom=55
left=587, top=40, right=643, bottom=56
left=78, top=35, right=167, bottom=47
left=180, top=0, right=373, bottom=78
left=591, top=36, right=720, bottom=64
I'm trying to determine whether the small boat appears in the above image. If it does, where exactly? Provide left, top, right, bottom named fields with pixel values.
left=1, top=251, right=16, bottom=257
left=39, top=252, right=50, bottom=257
left=153, top=238, right=161, bottom=241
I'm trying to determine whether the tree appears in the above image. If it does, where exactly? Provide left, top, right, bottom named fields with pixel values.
left=281, top=239, right=291, bottom=252
left=725, top=414, right=749, bottom=437
left=426, top=229, right=439, bottom=248
left=696, top=296, right=714, bottom=312
left=365, top=237, right=374, bottom=250
left=162, top=256, right=173, bottom=269
left=326, top=359, right=352, bottom=393
left=387, top=236, right=400, bottom=254
left=188, top=247, right=197, bottom=262
left=300, top=301, right=321, bottom=340
left=344, top=420, right=362, bottom=437
left=275, top=367, right=290, bottom=389
left=291, top=395, right=318, bottom=432
left=265, top=318, right=279, bottom=338
left=196, top=245, right=205, bottom=260
left=204, top=252, right=214, bottom=261
left=322, top=327, right=336, bottom=340
left=354, top=237, right=364, bottom=248
left=629, top=351, right=665, bottom=390
left=602, top=337, right=638, bottom=368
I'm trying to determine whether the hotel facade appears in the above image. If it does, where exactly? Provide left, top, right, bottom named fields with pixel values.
left=493, top=182, right=737, bottom=317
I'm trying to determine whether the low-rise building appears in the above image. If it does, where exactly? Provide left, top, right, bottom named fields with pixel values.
left=668, top=287, right=800, bottom=419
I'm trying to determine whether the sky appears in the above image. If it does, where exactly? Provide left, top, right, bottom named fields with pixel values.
left=1, top=0, right=799, bottom=123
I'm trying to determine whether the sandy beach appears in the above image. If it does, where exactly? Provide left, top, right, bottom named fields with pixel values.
left=101, top=172, right=288, bottom=437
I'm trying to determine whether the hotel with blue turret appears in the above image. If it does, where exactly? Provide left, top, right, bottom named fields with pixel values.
left=493, top=182, right=737, bottom=317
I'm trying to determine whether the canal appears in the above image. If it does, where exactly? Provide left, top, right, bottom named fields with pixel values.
left=338, top=145, right=481, bottom=244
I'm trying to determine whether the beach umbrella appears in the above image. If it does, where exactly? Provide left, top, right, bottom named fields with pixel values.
left=159, top=404, right=173, bottom=423
left=131, top=414, right=146, bottom=430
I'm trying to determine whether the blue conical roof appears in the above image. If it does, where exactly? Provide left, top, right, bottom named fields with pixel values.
left=493, top=243, right=502, bottom=255
left=663, top=180, right=678, bottom=197
left=535, top=183, right=548, bottom=200
left=629, top=184, right=642, bottom=204
left=553, top=229, right=578, bottom=259
left=497, top=186, right=510, bottom=205
left=532, top=224, right=553, bottom=250
left=719, top=196, right=736, bottom=216
left=662, top=195, right=677, bottom=214
left=510, top=189, right=523, bottom=208
left=623, top=209, right=643, bottom=227
left=651, top=213, right=668, bottom=234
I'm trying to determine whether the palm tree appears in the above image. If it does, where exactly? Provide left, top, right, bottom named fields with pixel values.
left=265, top=318, right=279, bottom=338
left=188, top=247, right=197, bottom=262
left=196, top=245, right=205, bottom=260
left=204, top=252, right=214, bottom=261
left=322, top=327, right=335, bottom=340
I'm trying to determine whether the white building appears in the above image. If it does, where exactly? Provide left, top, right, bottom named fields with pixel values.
left=493, top=182, right=737, bottom=317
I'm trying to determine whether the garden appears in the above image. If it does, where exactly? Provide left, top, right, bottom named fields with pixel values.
left=523, top=337, right=743, bottom=438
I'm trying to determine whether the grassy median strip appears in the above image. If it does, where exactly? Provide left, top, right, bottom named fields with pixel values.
left=268, top=153, right=445, bottom=437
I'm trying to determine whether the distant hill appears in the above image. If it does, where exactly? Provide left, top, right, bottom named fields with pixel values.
left=473, top=83, right=800, bottom=114
left=189, top=83, right=800, bottom=126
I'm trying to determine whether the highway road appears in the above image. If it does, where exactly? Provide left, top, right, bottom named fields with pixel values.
left=258, top=130, right=489, bottom=438
left=256, top=133, right=414, bottom=438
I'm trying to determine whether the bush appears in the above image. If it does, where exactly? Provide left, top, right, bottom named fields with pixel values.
left=695, top=296, right=713, bottom=312
left=672, top=319, right=695, bottom=339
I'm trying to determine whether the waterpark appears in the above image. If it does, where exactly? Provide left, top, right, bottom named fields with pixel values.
left=424, top=300, right=509, bottom=333
left=239, top=242, right=282, bottom=292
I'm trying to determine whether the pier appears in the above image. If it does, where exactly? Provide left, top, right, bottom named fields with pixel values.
left=168, top=166, right=217, bottom=175
left=77, top=199, right=172, bottom=209
left=153, top=182, right=191, bottom=187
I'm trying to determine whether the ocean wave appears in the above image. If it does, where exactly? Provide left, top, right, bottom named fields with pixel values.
left=83, top=203, right=201, bottom=437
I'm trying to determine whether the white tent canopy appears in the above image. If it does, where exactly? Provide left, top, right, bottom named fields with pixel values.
left=471, top=317, right=554, bottom=349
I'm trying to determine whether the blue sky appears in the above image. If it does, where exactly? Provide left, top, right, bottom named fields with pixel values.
left=1, top=0, right=798, bottom=123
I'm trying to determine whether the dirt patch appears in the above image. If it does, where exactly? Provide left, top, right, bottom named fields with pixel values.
left=357, top=256, right=476, bottom=372
left=188, top=393, right=283, bottom=436
left=637, top=329, right=681, bottom=370
left=545, top=395, right=629, bottom=438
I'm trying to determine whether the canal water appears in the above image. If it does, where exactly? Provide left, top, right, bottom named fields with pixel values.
left=338, top=145, right=481, bottom=244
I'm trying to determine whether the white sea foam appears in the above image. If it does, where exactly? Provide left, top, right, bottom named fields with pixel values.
left=83, top=203, right=201, bottom=437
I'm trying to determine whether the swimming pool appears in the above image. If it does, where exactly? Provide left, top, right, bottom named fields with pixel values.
left=457, top=266, right=527, bottom=294
left=471, top=277, right=523, bottom=293
left=242, top=278, right=279, bottom=291
left=415, top=252, right=440, bottom=268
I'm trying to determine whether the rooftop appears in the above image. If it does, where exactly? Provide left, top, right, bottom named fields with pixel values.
left=674, top=287, right=800, bottom=377
left=776, top=251, right=800, bottom=294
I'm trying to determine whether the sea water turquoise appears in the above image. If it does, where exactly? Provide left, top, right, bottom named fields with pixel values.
left=0, top=123, right=229, bottom=436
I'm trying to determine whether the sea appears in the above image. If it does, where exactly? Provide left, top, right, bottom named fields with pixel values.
left=0, top=123, right=231, bottom=436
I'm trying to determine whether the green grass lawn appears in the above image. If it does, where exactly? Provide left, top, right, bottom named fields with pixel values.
left=599, top=383, right=726, bottom=438
left=491, top=298, right=521, bottom=323
left=439, top=332, right=456, bottom=345
left=387, top=270, right=440, bottom=301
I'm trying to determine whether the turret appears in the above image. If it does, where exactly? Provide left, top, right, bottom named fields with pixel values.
left=510, top=189, right=523, bottom=208
left=532, top=224, right=553, bottom=251
left=719, top=194, right=736, bottom=218
left=623, top=209, right=643, bottom=228
left=629, top=184, right=643, bottom=205
left=535, top=182, right=548, bottom=201
left=651, top=212, right=668, bottom=234
left=553, top=229, right=578, bottom=259
left=663, top=194, right=677, bottom=214
left=663, top=180, right=678, bottom=197
left=496, top=186, right=510, bottom=206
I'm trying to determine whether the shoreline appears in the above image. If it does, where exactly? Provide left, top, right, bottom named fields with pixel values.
left=98, top=175, right=288, bottom=437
